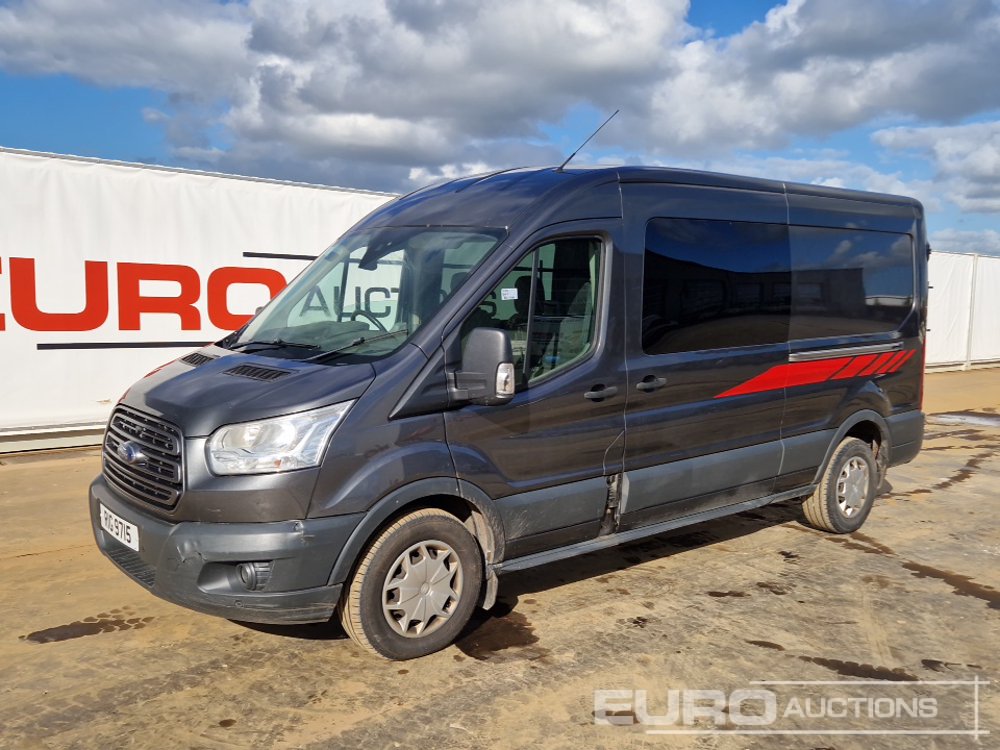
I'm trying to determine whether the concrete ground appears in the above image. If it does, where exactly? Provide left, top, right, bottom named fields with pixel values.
left=1, top=372, right=997, bottom=749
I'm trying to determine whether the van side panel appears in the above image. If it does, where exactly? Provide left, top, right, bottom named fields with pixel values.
left=617, top=184, right=792, bottom=526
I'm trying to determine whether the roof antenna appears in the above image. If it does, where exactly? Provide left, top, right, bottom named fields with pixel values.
left=556, top=109, right=620, bottom=172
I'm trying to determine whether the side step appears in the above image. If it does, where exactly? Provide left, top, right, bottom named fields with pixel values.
left=495, top=485, right=814, bottom=574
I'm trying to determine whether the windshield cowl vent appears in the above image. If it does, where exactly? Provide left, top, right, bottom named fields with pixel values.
left=181, top=352, right=216, bottom=367
left=224, top=365, right=291, bottom=382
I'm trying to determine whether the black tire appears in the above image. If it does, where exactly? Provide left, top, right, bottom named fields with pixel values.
left=802, top=437, right=878, bottom=533
left=339, top=509, right=483, bottom=660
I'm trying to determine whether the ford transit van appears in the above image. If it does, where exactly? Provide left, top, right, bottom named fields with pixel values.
left=90, top=167, right=927, bottom=659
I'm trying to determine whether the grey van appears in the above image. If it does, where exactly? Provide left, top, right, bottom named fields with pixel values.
left=90, top=167, right=927, bottom=659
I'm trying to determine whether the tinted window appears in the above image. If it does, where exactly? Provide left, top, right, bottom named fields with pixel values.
left=462, top=237, right=601, bottom=387
left=642, top=219, right=790, bottom=354
left=789, top=227, right=914, bottom=340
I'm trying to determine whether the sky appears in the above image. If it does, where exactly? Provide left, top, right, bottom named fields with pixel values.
left=1, top=0, right=999, bottom=255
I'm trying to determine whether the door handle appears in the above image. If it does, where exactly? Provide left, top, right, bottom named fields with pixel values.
left=635, top=375, right=667, bottom=392
left=584, top=385, right=618, bottom=401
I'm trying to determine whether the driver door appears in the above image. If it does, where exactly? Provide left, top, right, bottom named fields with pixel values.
left=444, top=228, right=627, bottom=559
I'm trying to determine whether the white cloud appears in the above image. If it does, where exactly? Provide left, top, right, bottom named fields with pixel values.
left=408, top=161, right=495, bottom=186
left=225, top=0, right=1000, bottom=191
left=0, top=0, right=690, bottom=182
left=930, top=228, right=1000, bottom=256
left=0, top=0, right=998, bottom=236
left=230, top=0, right=689, bottom=167
left=874, top=121, right=1000, bottom=213
left=643, top=0, right=1000, bottom=155
left=0, top=0, right=249, bottom=97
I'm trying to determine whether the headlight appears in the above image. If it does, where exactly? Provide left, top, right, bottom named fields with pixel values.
left=206, top=401, right=354, bottom=475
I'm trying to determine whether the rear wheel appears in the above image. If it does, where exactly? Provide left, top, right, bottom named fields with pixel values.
left=802, top=437, right=878, bottom=533
left=339, top=508, right=483, bottom=659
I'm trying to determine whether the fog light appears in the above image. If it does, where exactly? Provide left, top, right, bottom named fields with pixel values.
left=236, top=561, right=272, bottom=591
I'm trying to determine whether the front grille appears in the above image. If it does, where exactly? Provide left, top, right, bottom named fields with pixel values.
left=106, top=544, right=156, bottom=587
left=103, top=406, right=184, bottom=508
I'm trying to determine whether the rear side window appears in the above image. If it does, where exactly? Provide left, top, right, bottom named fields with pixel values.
left=789, top=227, right=914, bottom=340
left=642, top=218, right=791, bottom=354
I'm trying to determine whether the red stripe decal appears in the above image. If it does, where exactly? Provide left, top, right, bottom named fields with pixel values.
left=828, top=358, right=856, bottom=379
left=786, top=356, right=856, bottom=387
left=876, top=351, right=906, bottom=374
left=831, top=354, right=878, bottom=380
left=715, top=357, right=853, bottom=399
left=715, top=348, right=923, bottom=399
left=890, top=350, right=916, bottom=372
left=859, top=352, right=894, bottom=376
left=715, top=365, right=789, bottom=399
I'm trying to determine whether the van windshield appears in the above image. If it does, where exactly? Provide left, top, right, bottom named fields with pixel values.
left=229, top=226, right=505, bottom=361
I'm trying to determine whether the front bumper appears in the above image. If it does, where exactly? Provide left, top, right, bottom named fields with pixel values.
left=89, top=476, right=362, bottom=624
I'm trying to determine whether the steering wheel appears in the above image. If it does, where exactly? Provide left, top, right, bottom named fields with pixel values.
left=350, top=309, right=388, bottom=332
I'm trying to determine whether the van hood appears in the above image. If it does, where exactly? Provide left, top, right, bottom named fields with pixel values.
left=119, top=345, right=376, bottom=437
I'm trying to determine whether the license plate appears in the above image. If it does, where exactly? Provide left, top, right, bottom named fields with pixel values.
left=100, top=504, right=140, bottom=552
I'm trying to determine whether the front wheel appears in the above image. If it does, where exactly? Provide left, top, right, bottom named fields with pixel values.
left=802, top=437, right=878, bottom=533
left=339, top=509, right=483, bottom=659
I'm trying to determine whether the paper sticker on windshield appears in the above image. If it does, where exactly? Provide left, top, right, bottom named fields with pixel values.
left=501, top=288, right=518, bottom=301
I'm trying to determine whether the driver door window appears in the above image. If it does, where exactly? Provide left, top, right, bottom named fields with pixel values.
left=463, top=237, right=602, bottom=388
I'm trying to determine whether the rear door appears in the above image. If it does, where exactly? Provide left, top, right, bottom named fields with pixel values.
left=444, top=223, right=627, bottom=558
left=617, top=183, right=792, bottom=530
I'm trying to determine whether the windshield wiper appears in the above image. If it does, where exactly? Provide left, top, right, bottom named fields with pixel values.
left=230, top=338, right=321, bottom=353
left=307, top=329, right=408, bottom=363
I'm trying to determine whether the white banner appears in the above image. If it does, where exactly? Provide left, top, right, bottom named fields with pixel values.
left=926, top=251, right=1000, bottom=368
left=0, top=149, right=393, bottom=438
left=970, top=254, right=1000, bottom=363
left=926, top=252, right=975, bottom=366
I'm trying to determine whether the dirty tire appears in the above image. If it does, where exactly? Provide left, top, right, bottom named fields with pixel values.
left=802, top=437, right=878, bottom=533
left=339, top=509, right=483, bottom=660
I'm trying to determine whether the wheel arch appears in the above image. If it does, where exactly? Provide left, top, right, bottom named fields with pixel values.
left=327, top=477, right=506, bottom=605
left=812, top=409, right=891, bottom=486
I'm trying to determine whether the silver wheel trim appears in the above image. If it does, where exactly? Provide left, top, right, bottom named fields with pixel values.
left=836, top=456, right=870, bottom=517
left=381, top=539, right=463, bottom=638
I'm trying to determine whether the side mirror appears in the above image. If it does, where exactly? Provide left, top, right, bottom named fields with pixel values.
left=453, top=328, right=516, bottom=406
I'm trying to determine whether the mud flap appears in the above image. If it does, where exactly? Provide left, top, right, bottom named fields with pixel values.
left=481, top=567, right=499, bottom=610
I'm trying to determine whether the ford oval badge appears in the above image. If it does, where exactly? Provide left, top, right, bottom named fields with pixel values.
left=117, top=441, right=147, bottom=466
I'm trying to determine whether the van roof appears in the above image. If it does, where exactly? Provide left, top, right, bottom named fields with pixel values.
left=362, top=166, right=922, bottom=230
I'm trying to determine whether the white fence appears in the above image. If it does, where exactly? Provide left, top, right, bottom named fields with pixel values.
left=927, top=252, right=1000, bottom=369
left=0, top=148, right=394, bottom=451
